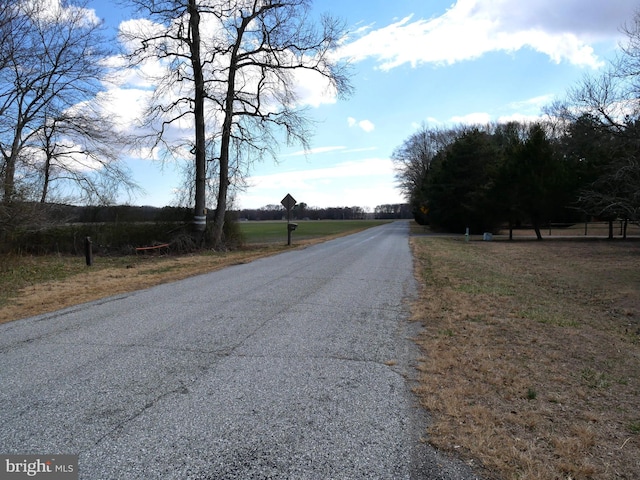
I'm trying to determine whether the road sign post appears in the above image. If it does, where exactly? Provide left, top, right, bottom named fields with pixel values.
left=281, top=193, right=297, bottom=246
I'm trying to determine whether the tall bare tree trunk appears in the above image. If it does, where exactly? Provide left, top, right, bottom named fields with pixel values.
left=40, top=155, right=51, bottom=203
left=188, top=0, right=207, bottom=238
left=40, top=120, right=52, bottom=203
left=2, top=134, right=21, bottom=204
left=211, top=16, right=250, bottom=248
left=2, top=158, right=15, bottom=204
left=532, top=215, right=543, bottom=240
left=608, top=219, right=614, bottom=239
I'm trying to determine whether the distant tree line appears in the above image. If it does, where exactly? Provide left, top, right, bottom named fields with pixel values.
left=4, top=203, right=192, bottom=225
left=373, top=204, right=413, bottom=219
left=394, top=13, right=640, bottom=239
left=234, top=202, right=411, bottom=221
left=8, top=202, right=411, bottom=226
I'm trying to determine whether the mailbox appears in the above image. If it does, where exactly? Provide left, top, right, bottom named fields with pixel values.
left=288, top=223, right=298, bottom=231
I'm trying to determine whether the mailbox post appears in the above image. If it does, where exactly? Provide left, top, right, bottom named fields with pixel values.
left=281, top=193, right=297, bottom=246
left=84, top=236, right=93, bottom=266
left=287, top=222, right=298, bottom=247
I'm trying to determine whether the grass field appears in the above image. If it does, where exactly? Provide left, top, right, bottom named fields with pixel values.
left=410, top=236, right=640, bottom=479
left=238, top=219, right=390, bottom=244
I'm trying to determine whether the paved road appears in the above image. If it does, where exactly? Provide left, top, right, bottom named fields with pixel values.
left=0, top=221, right=479, bottom=479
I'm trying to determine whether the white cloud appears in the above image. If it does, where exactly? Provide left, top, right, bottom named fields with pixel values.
left=358, top=119, right=375, bottom=132
left=98, top=87, right=150, bottom=130
left=508, top=94, right=556, bottom=111
left=292, top=68, right=339, bottom=108
left=285, top=146, right=346, bottom=157
left=347, top=117, right=375, bottom=132
left=31, top=0, right=100, bottom=25
left=449, top=112, right=492, bottom=125
left=487, top=0, right=635, bottom=39
left=337, top=0, right=636, bottom=70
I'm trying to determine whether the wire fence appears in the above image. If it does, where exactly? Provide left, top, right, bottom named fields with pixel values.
left=502, top=221, right=640, bottom=239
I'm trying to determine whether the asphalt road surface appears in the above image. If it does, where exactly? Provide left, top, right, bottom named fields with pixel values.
left=1, top=221, right=480, bottom=479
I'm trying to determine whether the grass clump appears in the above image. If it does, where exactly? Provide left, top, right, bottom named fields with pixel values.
left=0, top=254, right=88, bottom=308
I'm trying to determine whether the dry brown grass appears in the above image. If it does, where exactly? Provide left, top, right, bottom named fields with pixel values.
left=0, top=223, right=384, bottom=325
left=410, top=236, right=640, bottom=479
left=0, top=240, right=326, bottom=325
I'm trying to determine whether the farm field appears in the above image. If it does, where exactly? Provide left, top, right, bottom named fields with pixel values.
left=238, top=219, right=391, bottom=244
left=411, top=236, right=640, bottom=479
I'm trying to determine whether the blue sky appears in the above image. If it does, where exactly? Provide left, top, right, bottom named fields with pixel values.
left=88, top=0, right=639, bottom=211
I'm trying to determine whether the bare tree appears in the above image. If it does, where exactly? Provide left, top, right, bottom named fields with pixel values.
left=549, top=10, right=640, bottom=228
left=32, top=103, right=138, bottom=205
left=391, top=125, right=460, bottom=224
left=577, top=158, right=640, bottom=225
left=121, top=0, right=351, bottom=246
left=618, top=10, right=640, bottom=105
left=391, top=126, right=457, bottom=199
left=0, top=0, right=134, bottom=210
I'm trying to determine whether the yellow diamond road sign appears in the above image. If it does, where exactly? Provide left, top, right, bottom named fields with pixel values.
left=281, top=193, right=296, bottom=210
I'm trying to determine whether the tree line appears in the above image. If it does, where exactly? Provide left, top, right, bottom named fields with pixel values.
left=394, top=13, right=640, bottom=240
left=3, top=202, right=411, bottom=225
left=235, top=203, right=411, bottom=221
